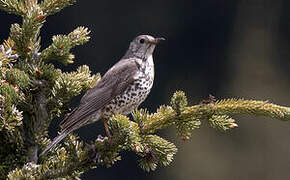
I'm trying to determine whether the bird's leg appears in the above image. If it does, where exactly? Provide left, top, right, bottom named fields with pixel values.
left=104, top=120, right=112, bottom=138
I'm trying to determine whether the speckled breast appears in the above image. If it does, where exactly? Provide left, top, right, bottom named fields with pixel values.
left=102, top=73, right=154, bottom=118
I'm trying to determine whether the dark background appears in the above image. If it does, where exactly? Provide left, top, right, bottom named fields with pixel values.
left=1, top=0, right=290, bottom=179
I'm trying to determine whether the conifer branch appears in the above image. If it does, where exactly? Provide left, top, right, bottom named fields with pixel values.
left=9, top=1, right=45, bottom=59
left=40, top=0, right=76, bottom=16
left=1, top=0, right=290, bottom=179
left=7, top=92, right=290, bottom=179
left=142, top=96, right=290, bottom=135
left=41, top=27, right=90, bottom=64
left=0, top=0, right=26, bottom=16
left=25, top=80, right=49, bottom=163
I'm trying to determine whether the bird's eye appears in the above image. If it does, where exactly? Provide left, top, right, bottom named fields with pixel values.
left=139, top=38, right=145, bottom=44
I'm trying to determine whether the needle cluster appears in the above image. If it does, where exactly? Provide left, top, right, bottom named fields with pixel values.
left=0, top=0, right=289, bottom=179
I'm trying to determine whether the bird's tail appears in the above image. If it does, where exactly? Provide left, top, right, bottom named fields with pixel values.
left=40, top=130, right=70, bottom=156
left=40, top=107, right=80, bottom=156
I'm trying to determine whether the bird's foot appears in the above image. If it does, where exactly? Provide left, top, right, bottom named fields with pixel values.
left=103, top=120, right=112, bottom=141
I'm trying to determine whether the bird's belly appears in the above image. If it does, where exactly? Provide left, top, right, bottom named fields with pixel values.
left=102, top=76, right=153, bottom=118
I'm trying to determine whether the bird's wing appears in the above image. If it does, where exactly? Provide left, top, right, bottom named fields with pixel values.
left=60, top=58, right=139, bottom=130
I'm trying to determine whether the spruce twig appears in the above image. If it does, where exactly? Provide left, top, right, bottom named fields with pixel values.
left=0, top=0, right=26, bottom=16
left=142, top=98, right=290, bottom=134
left=40, top=0, right=76, bottom=16
left=7, top=93, right=290, bottom=178
left=1, top=0, right=290, bottom=179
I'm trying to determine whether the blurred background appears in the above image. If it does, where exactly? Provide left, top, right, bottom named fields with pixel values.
left=1, top=0, right=290, bottom=179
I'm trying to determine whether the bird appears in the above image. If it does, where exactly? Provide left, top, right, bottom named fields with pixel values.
left=40, top=35, right=165, bottom=155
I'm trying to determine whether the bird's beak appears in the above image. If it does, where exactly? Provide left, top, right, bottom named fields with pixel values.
left=149, top=37, right=165, bottom=45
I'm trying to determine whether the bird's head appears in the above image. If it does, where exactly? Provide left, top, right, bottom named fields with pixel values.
left=124, top=35, right=165, bottom=60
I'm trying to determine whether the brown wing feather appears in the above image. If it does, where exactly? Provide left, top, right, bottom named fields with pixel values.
left=60, top=58, right=139, bottom=130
